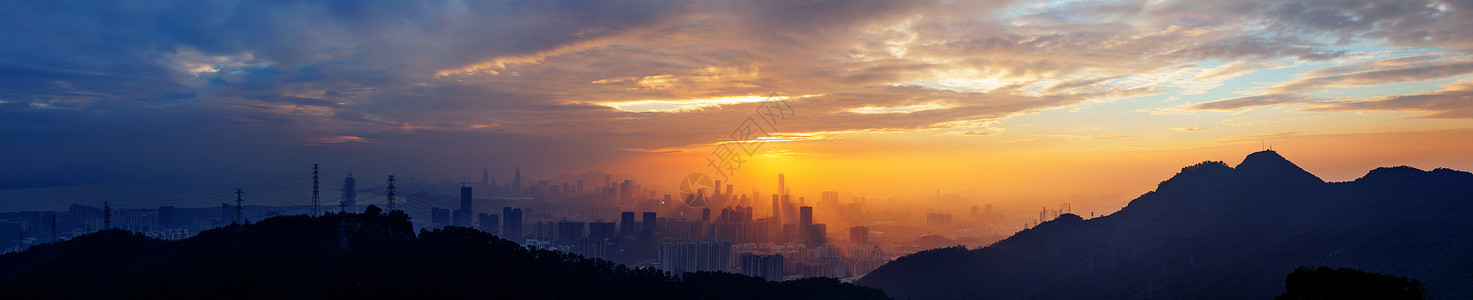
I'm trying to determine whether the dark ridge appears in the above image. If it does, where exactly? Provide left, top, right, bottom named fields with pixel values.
left=858, top=150, right=1471, bottom=299
left=0, top=207, right=889, bottom=299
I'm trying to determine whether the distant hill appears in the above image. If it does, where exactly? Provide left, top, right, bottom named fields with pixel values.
left=858, top=150, right=1473, bottom=299
left=0, top=206, right=888, bottom=299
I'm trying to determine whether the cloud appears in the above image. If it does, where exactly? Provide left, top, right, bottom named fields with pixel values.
left=1301, top=80, right=1473, bottom=119
left=1169, top=127, right=1207, bottom=132
left=1268, top=57, right=1473, bottom=93
left=4, top=0, right=1473, bottom=189
left=1186, top=94, right=1315, bottom=111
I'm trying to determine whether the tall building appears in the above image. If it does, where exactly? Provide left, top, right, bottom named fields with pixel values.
left=658, top=240, right=733, bottom=273
left=849, top=226, right=869, bottom=245
left=483, top=169, right=489, bottom=185
left=809, top=223, right=827, bottom=247
left=778, top=173, right=786, bottom=196
left=620, top=211, right=637, bottom=238
left=740, top=253, right=785, bottom=281
left=503, top=207, right=523, bottom=242
left=641, top=212, right=657, bottom=238
left=771, top=195, right=782, bottom=239
left=513, top=167, right=521, bottom=196
left=799, top=206, right=813, bottom=244
left=342, top=174, right=357, bottom=212
left=479, top=213, right=500, bottom=235
left=459, top=186, right=473, bottom=226
left=557, top=221, right=586, bottom=244
left=431, top=207, right=450, bottom=227
left=821, top=191, right=839, bottom=209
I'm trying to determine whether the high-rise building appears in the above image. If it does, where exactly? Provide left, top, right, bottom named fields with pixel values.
left=740, top=253, right=785, bottom=281
left=821, top=191, right=839, bottom=209
left=702, top=207, right=711, bottom=221
left=850, top=226, right=869, bottom=245
left=557, top=221, right=586, bottom=244
left=483, top=169, right=489, bottom=186
left=342, top=174, right=357, bottom=212
left=809, top=223, right=827, bottom=247
left=641, top=212, right=657, bottom=238
left=771, top=195, right=782, bottom=239
left=513, top=167, right=521, bottom=196
left=431, top=207, right=450, bottom=227
left=459, top=186, right=473, bottom=226
left=620, top=211, right=637, bottom=238
left=479, top=213, right=500, bottom=235
left=658, top=240, right=733, bottom=273
left=503, top=207, right=523, bottom=242
left=778, top=174, right=786, bottom=196
left=799, top=206, right=813, bottom=244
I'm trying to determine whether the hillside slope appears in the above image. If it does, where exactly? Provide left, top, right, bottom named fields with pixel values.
left=858, top=150, right=1473, bottom=299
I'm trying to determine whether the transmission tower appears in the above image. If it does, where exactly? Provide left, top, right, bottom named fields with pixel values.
left=235, top=188, right=244, bottom=224
left=386, top=175, right=397, bottom=212
left=103, top=201, right=111, bottom=230
left=311, top=164, right=321, bottom=216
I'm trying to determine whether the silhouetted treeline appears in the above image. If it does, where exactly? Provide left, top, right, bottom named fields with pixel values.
left=0, top=205, right=888, bottom=299
left=1278, top=266, right=1424, bottom=300
left=859, top=150, right=1473, bottom=299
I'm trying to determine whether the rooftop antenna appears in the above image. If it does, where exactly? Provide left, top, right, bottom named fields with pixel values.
left=312, top=164, right=321, bottom=216
left=235, top=188, right=244, bottom=224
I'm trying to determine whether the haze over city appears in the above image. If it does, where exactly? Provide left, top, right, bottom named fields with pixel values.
left=1, top=0, right=1470, bottom=299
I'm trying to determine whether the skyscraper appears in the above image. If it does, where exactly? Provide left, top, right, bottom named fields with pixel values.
left=642, top=212, right=657, bottom=238
left=483, top=169, right=489, bottom=186
left=620, top=211, right=637, bottom=238
left=479, top=213, right=500, bottom=235
left=771, top=195, right=782, bottom=239
left=459, top=186, right=473, bottom=226
left=799, top=206, right=813, bottom=244
left=503, top=207, right=523, bottom=242
left=821, top=191, right=839, bottom=209
left=778, top=173, right=786, bottom=196
left=849, top=226, right=869, bottom=245
left=513, top=167, right=521, bottom=196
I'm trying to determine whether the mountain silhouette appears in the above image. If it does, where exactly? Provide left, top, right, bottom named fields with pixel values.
left=858, top=150, right=1473, bottom=299
left=0, top=206, right=888, bottom=299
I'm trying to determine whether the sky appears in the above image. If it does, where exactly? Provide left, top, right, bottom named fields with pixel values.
left=3, top=0, right=1473, bottom=211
